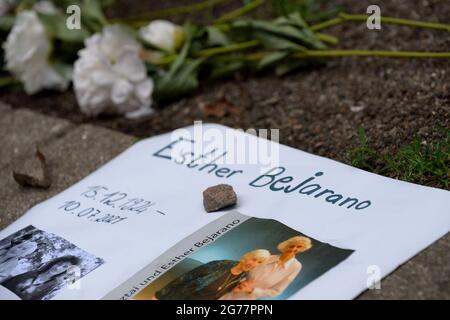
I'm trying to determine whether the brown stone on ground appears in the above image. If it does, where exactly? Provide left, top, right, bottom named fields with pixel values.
left=203, top=184, right=237, bottom=212
left=12, top=148, right=50, bottom=189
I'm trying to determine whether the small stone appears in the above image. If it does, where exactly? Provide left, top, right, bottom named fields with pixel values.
left=350, top=105, right=365, bottom=113
left=203, top=184, right=237, bottom=212
left=12, top=148, right=51, bottom=189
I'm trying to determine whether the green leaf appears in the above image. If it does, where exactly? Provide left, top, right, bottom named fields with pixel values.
left=276, top=11, right=308, bottom=28
left=306, top=6, right=343, bottom=23
left=153, top=27, right=205, bottom=103
left=38, top=13, right=90, bottom=42
left=168, top=36, right=191, bottom=76
left=81, top=0, right=107, bottom=32
left=52, top=60, right=73, bottom=80
left=164, top=23, right=200, bottom=75
left=274, top=12, right=325, bottom=49
left=51, top=39, right=84, bottom=62
left=99, top=0, right=116, bottom=8
left=254, top=31, right=305, bottom=50
left=272, top=0, right=315, bottom=19
left=115, top=23, right=140, bottom=39
left=83, top=0, right=107, bottom=24
left=275, top=58, right=310, bottom=76
left=205, top=26, right=230, bottom=47
left=257, top=51, right=289, bottom=69
left=233, top=13, right=325, bottom=50
left=153, top=58, right=204, bottom=103
left=209, top=61, right=244, bottom=79
left=52, top=0, right=80, bottom=8
left=0, top=15, right=15, bottom=32
left=0, top=76, right=19, bottom=88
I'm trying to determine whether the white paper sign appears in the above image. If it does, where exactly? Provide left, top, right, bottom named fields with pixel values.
left=0, top=124, right=448, bottom=300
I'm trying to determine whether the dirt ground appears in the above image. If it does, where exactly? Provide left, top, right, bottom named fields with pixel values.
left=1, top=0, right=449, bottom=181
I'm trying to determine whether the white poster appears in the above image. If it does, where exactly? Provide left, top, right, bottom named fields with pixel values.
left=0, top=123, right=448, bottom=300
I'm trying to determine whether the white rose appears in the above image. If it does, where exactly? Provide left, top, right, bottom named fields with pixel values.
left=3, top=10, right=70, bottom=94
left=139, top=20, right=185, bottom=52
left=32, top=0, right=59, bottom=14
left=73, top=25, right=154, bottom=118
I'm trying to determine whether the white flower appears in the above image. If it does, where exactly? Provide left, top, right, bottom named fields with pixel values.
left=32, top=1, right=59, bottom=15
left=139, top=20, right=185, bottom=52
left=3, top=10, right=70, bottom=94
left=73, top=25, right=154, bottom=117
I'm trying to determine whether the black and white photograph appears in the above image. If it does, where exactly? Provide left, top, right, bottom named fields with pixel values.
left=0, top=225, right=104, bottom=300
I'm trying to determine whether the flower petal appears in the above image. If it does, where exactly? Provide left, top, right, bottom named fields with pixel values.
left=111, top=78, right=133, bottom=105
left=113, top=50, right=146, bottom=82
left=91, top=69, right=117, bottom=87
left=125, top=106, right=154, bottom=119
left=135, top=78, right=154, bottom=102
left=3, top=10, right=52, bottom=88
left=100, top=25, right=140, bottom=60
left=139, top=20, right=183, bottom=52
left=73, top=24, right=155, bottom=117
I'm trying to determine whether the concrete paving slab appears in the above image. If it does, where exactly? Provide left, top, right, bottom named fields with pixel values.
left=0, top=108, right=74, bottom=169
left=358, top=234, right=449, bottom=299
left=0, top=101, right=12, bottom=114
left=0, top=124, right=137, bottom=229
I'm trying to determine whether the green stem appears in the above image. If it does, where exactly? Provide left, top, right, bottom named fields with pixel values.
left=341, top=13, right=450, bottom=31
left=296, top=50, right=450, bottom=58
left=211, top=52, right=267, bottom=62
left=153, top=38, right=450, bottom=68
left=214, top=0, right=265, bottom=24
left=113, top=0, right=230, bottom=26
left=311, top=12, right=450, bottom=32
left=214, top=49, right=450, bottom=63
left=316, top=33, right=339, bottom=45
left=306, top=7, right=343, bottom=23
left=310, top=17, right=342, bottom=31
left=154, top=55, right=177, bottom=65
left=0, top=76, right=18, bottom=87
left=197, top=40, right=260, bottom=56
left=152, top=40, right=260, bottom=66
left=214, top=23, right=232, bottom=32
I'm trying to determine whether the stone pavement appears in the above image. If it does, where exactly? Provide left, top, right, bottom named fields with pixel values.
left=0, top=105, right=448, bottom=299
